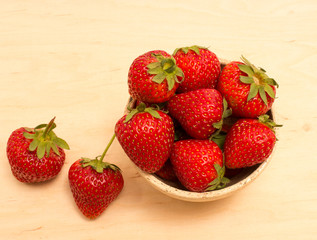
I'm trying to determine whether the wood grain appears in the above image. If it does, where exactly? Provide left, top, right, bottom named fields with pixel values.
left=0, top=0, right=317, bottom=239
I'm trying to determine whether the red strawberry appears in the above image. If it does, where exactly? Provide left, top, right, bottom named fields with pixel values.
left=224, top=115, right=281, bottom=169
left=217, top=56, right=279, bottom=118
left=6, top=117, right=69, bottom=183
left=170, top=139, right=229, bottom=192
left=155, top=159, right=178, bottom=181
left=128, top=50, right=184, bottom=103
left=167, top=88, right=231, bottom=139
left=68, top=135, right=124, bottom=219
left=115, top=103, right=174, bottom=173
left=173, top=45, right=221, bottom=93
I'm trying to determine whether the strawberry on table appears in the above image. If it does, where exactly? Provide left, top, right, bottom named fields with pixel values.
left=173, top=45, right=221, bottom=93
left=115, top=103, right=174, bottom=173
left=170, top=139, right=229, bottom=192
left=6, top=117, right=69, bottom=183
left=68, top=134, right=124, bottom=219
left=167, top=88, right=231, bottom=139
left=217, top=56, right=278, bottom=118
left=128, top=50, right=184, bottom=103
left=224, top=114, right=282, bottom=169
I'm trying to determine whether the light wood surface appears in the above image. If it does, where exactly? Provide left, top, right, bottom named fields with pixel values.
left=1, top=1, right=317, bottom=239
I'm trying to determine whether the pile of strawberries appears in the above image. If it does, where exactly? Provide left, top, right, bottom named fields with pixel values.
left=5, top=45, right=281, bottom=220
left=115, top=45, right=281, bottom=192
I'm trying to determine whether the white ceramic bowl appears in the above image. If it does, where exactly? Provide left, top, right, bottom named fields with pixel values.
left=124, top=59, right=277, bottom=202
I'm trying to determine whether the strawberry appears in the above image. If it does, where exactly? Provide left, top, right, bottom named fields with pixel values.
left=170, top=139, right=229, bottom=192
left=217, top=56, right=279, bottom=118
left=115, top=103, right=174, bottom=173
left=6, top=117, right=69, bottom=183
left=155, top=119, right=189, bottom=182
left=155, top=159, right=178, bottom=182
left=128, top=50, right=184, bottom=103
left=68, top=135, right=124, bottom=219
left=173, top=45, right=221, bottom=93
left=167, top=88, right=231, bottom=139
left=224, top=115, right=281, bottom=169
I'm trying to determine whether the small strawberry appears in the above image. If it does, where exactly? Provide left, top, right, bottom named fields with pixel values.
left=115, top=103, right=174, bottom=173
left=154, top=119, right=189, bottom=182
left=170, top=139, right=229, bottom=192
left=6, top=117, right=69, bottom=183
left=173, top=45, right=221, bottom=93
left=217, top=56, right=279, bottom=118
left=224, top=115, right=281, bottom=169
left=68, top=135, right=124, bottom=219
left=128, top=50, right=184, bottom=103
left=167, top=88, right=231, bottom=139
left=155, top=159, right=178, bottom=182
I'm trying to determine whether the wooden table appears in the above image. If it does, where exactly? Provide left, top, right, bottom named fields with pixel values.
left=1, top=1, right=316, bottom=239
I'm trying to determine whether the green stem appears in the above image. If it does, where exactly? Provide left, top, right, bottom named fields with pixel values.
left=99, top=133, right=116, bottom=162
left=43, top=117, right=56, bottom=138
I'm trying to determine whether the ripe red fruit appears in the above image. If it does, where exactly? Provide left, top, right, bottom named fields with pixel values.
left=68, top=135, right=124, bottom=219
left=128, top=50, right=184, bottom=103
left=224, top=115, right=281, bottom=169
left=170, top=139, right=229, bottom=192
left=173, top=45, right=221, bottom=93
left=115, top=103, right=174, bottom=173
left=217, top=56, right=279, bottom=118
left=167, top=88, right=231, bottom=139
left=6, top=117, right=69, bottom=183
left=155, top=159, right=178, bottom=182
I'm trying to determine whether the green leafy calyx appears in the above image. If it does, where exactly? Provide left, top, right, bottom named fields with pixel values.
left=258, top=114, right=283, bottom=132
left=211, top=97, right=232, bottom=137
left=173, top=45, right=208, bottom=55
left=211, top=132, right=227, bottom=150
left=206, top=158, right=230, bottom=191
left=124, top=102, right=162, bottom=123
left=23, top=117, right=70, bottom=159
left=80, top=157, right=120, bottom=174
left=238, top=56, right=279, bottom=106
left=147, top=53, right=184, bottom=91
left=80, top=134, right=120, bottom=173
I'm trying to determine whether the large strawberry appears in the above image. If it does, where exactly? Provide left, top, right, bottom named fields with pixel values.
left=128, top=50, right=184, bottom=103
left=167, top=88, right=231, bottom=139
left=217, top=56, right=279, bottom=118
left=170, top=139, right=229, bottom=192
left=224, top=115, right=281, bottom=169
left=115, top=103, right=174, bottom=173
left=68, top=135, right=124, bottom=219
left=173, top=45, right=221, bottom=93
left=6, top=117, right=69, bottom=183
